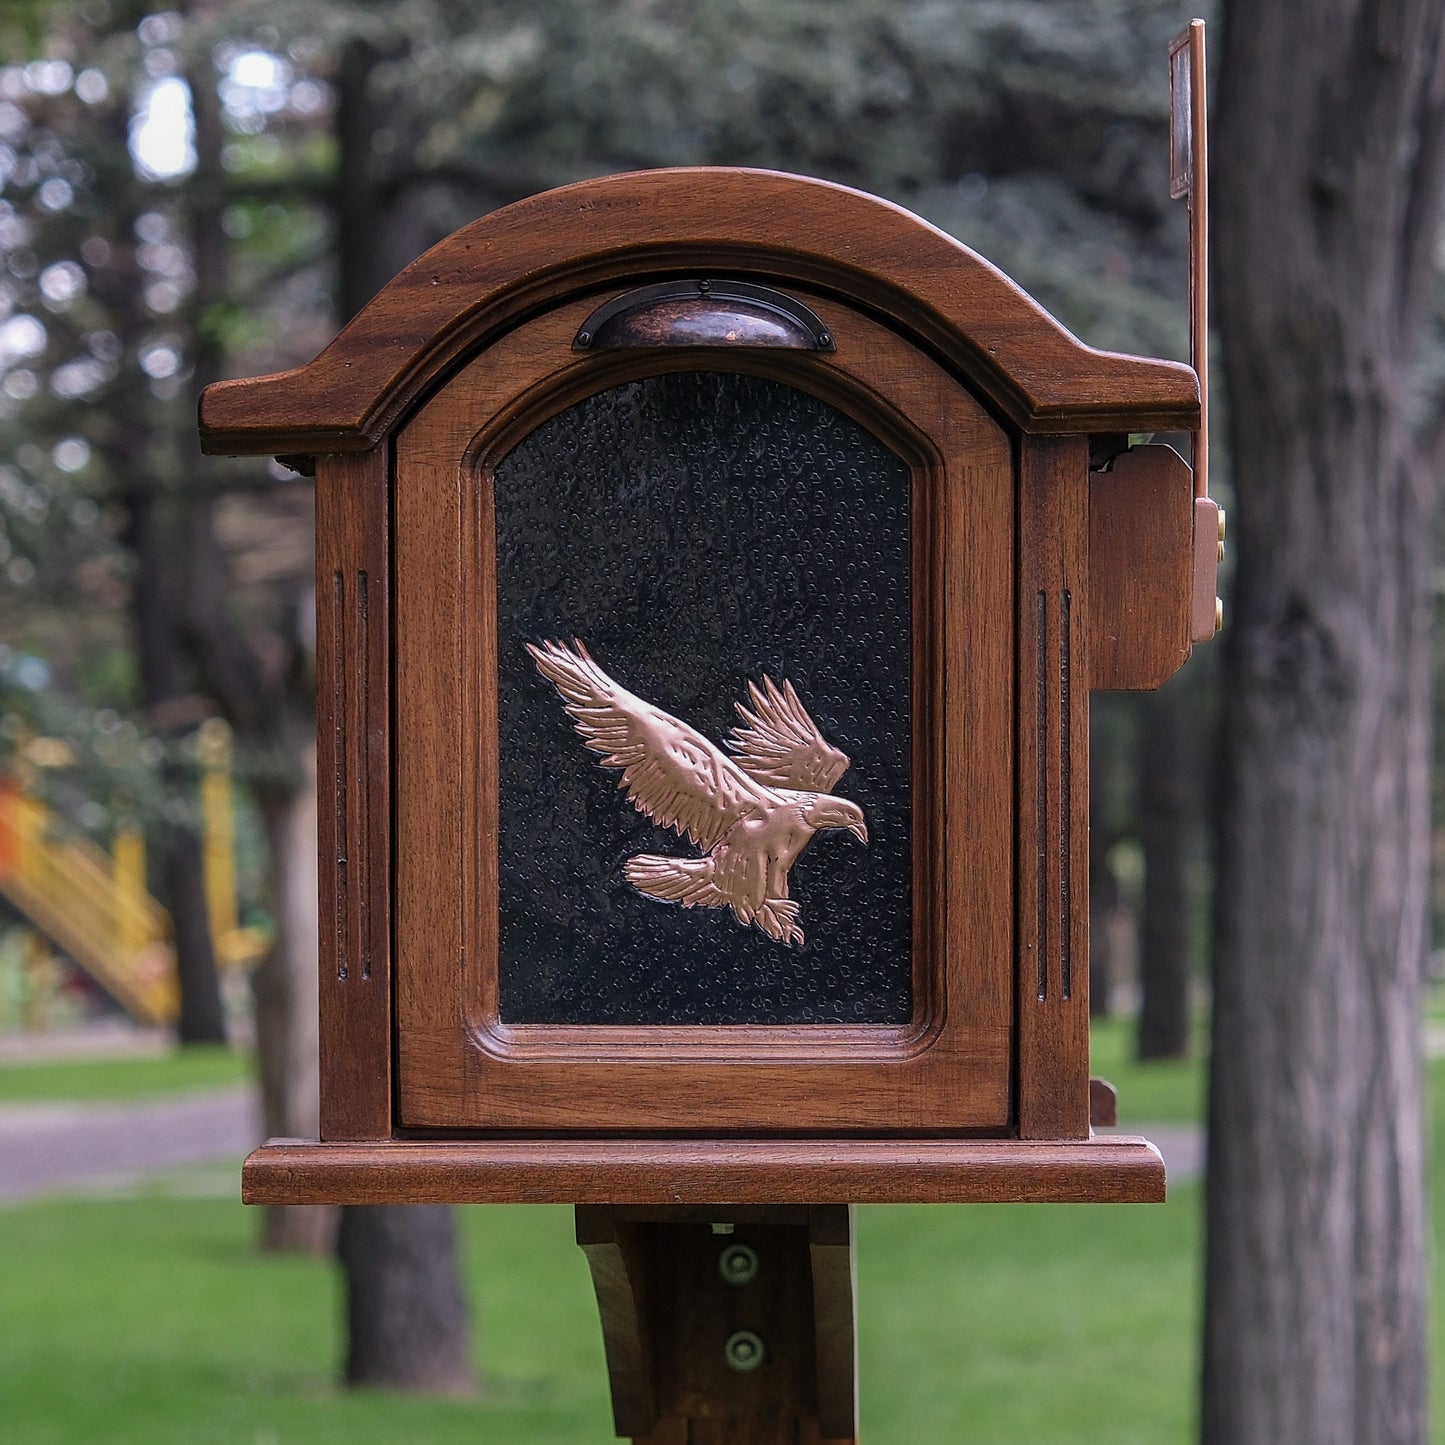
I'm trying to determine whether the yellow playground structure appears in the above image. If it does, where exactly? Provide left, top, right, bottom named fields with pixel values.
left=0, top=720, right=267, bottom=1026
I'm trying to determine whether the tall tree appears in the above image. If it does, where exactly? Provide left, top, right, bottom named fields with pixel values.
left=323, top=33, right=477, bottom=1389
left=0, top=0, right=231, bottom=1043
left=1135, top=663, right=1206, bottom=1059
left=1203, top=4, right=1445, bottom=1443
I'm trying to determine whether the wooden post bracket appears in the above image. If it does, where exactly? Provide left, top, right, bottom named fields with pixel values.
left=576, top=1205, right=857, bottom=1445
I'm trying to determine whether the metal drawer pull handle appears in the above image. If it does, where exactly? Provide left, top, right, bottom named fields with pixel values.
left=574, top=279, right=834, bottom=351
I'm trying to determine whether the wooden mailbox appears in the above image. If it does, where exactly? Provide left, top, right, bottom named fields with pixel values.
left=205, top=166, right=1215, bottom=1443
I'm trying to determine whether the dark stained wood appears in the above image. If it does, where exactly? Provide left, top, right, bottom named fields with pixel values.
left=1089, top=1076, right=1119, bottom=1128
left=315, top=449, right=392, bottom=1140
left=1088, top=444, right=1195, bottom=692
left=206, top=165, right=1203, bottom=1232
left=652, top=1221, right=819, bottom=1432
left=241, top=1136, right=1166, bottom=1205
left=806, top=1208, right=856, bottom=1441
left=1016, top=435, right=1092, bottom=1140
left=391, top=298, right=1014, bottom=1135
left=198, top=169, right=1198, bottom=459
left=578, top=1209, right=661, bottom=1438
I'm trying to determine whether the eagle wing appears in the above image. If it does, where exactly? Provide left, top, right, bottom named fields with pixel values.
left=528, top=640, right=772, bottom=851
left=724, top=675, right=850, bottom=793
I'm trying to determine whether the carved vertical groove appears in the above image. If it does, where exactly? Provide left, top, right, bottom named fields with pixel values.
left=1035, top=590, right=1048, bottom=1002
left=357, top=568, right=372, bottom=980
left=317, top=450, right=391, bottom=1141
left=1059, top=587, right=1072, bottom=1000
left=332, top=568, right=348, bottom=982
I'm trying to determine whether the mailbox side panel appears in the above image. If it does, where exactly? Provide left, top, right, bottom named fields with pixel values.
left=1016, top=435, right=1092, bottom=1139
left=315, top=448, right=394, bottom=1140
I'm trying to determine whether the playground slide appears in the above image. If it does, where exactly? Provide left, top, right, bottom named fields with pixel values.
left=0, top=784, right=179, bottom=1025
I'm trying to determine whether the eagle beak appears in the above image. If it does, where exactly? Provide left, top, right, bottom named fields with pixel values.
left=849, top=820, right=869, bottom=845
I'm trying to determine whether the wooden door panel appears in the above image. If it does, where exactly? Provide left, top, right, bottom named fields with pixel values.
left=393, top=295, right=1013, bottom=1133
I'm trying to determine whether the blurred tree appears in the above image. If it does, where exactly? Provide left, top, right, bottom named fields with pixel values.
left=1089, top=694, right=1141, bottom=1019
left=0, top=0, right=231, bottom=1042
left=337, top=1204, right=476, bottom=1396
left=318, top=29, right=478, bottom=1390
left=0, top=0, right=332, bottom=1204
left=1203, top=3, right=1445, bottom=1442
left=1135, top=663, right=1207, bottom=1058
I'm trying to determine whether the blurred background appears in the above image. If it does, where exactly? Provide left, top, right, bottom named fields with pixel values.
left=0, top=2, right=1439, bottom=1443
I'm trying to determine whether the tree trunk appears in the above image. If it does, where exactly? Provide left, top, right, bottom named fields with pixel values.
left=1202, top=5, right=1444, bottom=1443
left=123, top=484, right=227, bottom=1046
left=163, top=823, right=228, bottom=1045
left=1088, top=696, right=1141, bottom=1019
left=1136, top=666, right=1202, bottom=1060
left=337, top=1205, right=478, bottom=1394
left=253, top=740, right=334, bottom=1255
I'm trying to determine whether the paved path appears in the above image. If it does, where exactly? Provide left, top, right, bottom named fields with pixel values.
left=0, top=1085, right=256, bottom=1203
left=7, top=1016, right=1439, bottom=1204
left=0, top=1084, right=1203, bottom=1204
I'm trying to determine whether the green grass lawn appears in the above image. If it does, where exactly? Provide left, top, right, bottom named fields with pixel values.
left=1089, top=1014, right=1207, bottom=1124
left=0, top=1044, right=251, bottom=1102
left=0, top=1036, right=1436, bottom=1442
left=0, top=1190, right=1202, bottom=1444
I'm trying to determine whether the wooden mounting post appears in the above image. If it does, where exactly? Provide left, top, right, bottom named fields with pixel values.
left=577, top=1205, right=857, bottom=1444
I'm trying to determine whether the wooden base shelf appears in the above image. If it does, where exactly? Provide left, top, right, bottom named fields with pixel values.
left=242, top=1135, right=1165, bottom=1206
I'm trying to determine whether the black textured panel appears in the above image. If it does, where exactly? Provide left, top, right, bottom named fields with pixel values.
left=493, top=371, right=911, bottom=1025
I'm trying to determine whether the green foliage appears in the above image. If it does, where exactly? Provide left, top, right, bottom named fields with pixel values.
left=0, top=0, right=1214, bottom=794
left=465, top=0, right=1200, bottom=356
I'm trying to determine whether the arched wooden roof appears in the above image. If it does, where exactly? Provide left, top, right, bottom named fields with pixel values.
left=199, top=167, right=1198, bottom=456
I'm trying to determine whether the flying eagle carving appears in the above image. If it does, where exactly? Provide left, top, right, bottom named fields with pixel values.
left=527, top=639, right=868, bottom=946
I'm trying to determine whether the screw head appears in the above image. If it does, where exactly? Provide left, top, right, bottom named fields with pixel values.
left=724, top=1329, right=766, bottom=1372
left=718, top=1242, right=760, bottom=1286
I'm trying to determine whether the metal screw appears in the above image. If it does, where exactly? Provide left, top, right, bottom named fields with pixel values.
left=576, top=330, right=592, bottom=347
left=724, top=1329, right=766, bottom=1372
left=698, top=278, right=711, bottom=292
left=718, top=1242, right=760, bottom=1286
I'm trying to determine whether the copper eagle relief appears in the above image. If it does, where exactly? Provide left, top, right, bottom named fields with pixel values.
left=528, top=640, right=868, bottom=946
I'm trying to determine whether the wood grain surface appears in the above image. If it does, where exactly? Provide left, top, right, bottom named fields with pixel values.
left=390, top=297, right=1014, bottom=1134
left=198, top=168, right=1198, bottom=458
left=207, top=167, right=1203, bottom=1187
left=1015, top=435, right=1092, bottom=1139
left=1088, top=444, right=1195, bottom=692
left=577, top=1204, right=858, bottom=1444
left=241, top=1136, right=1166, bottom=1205
left=314, top=449, right=393, bottom=1140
